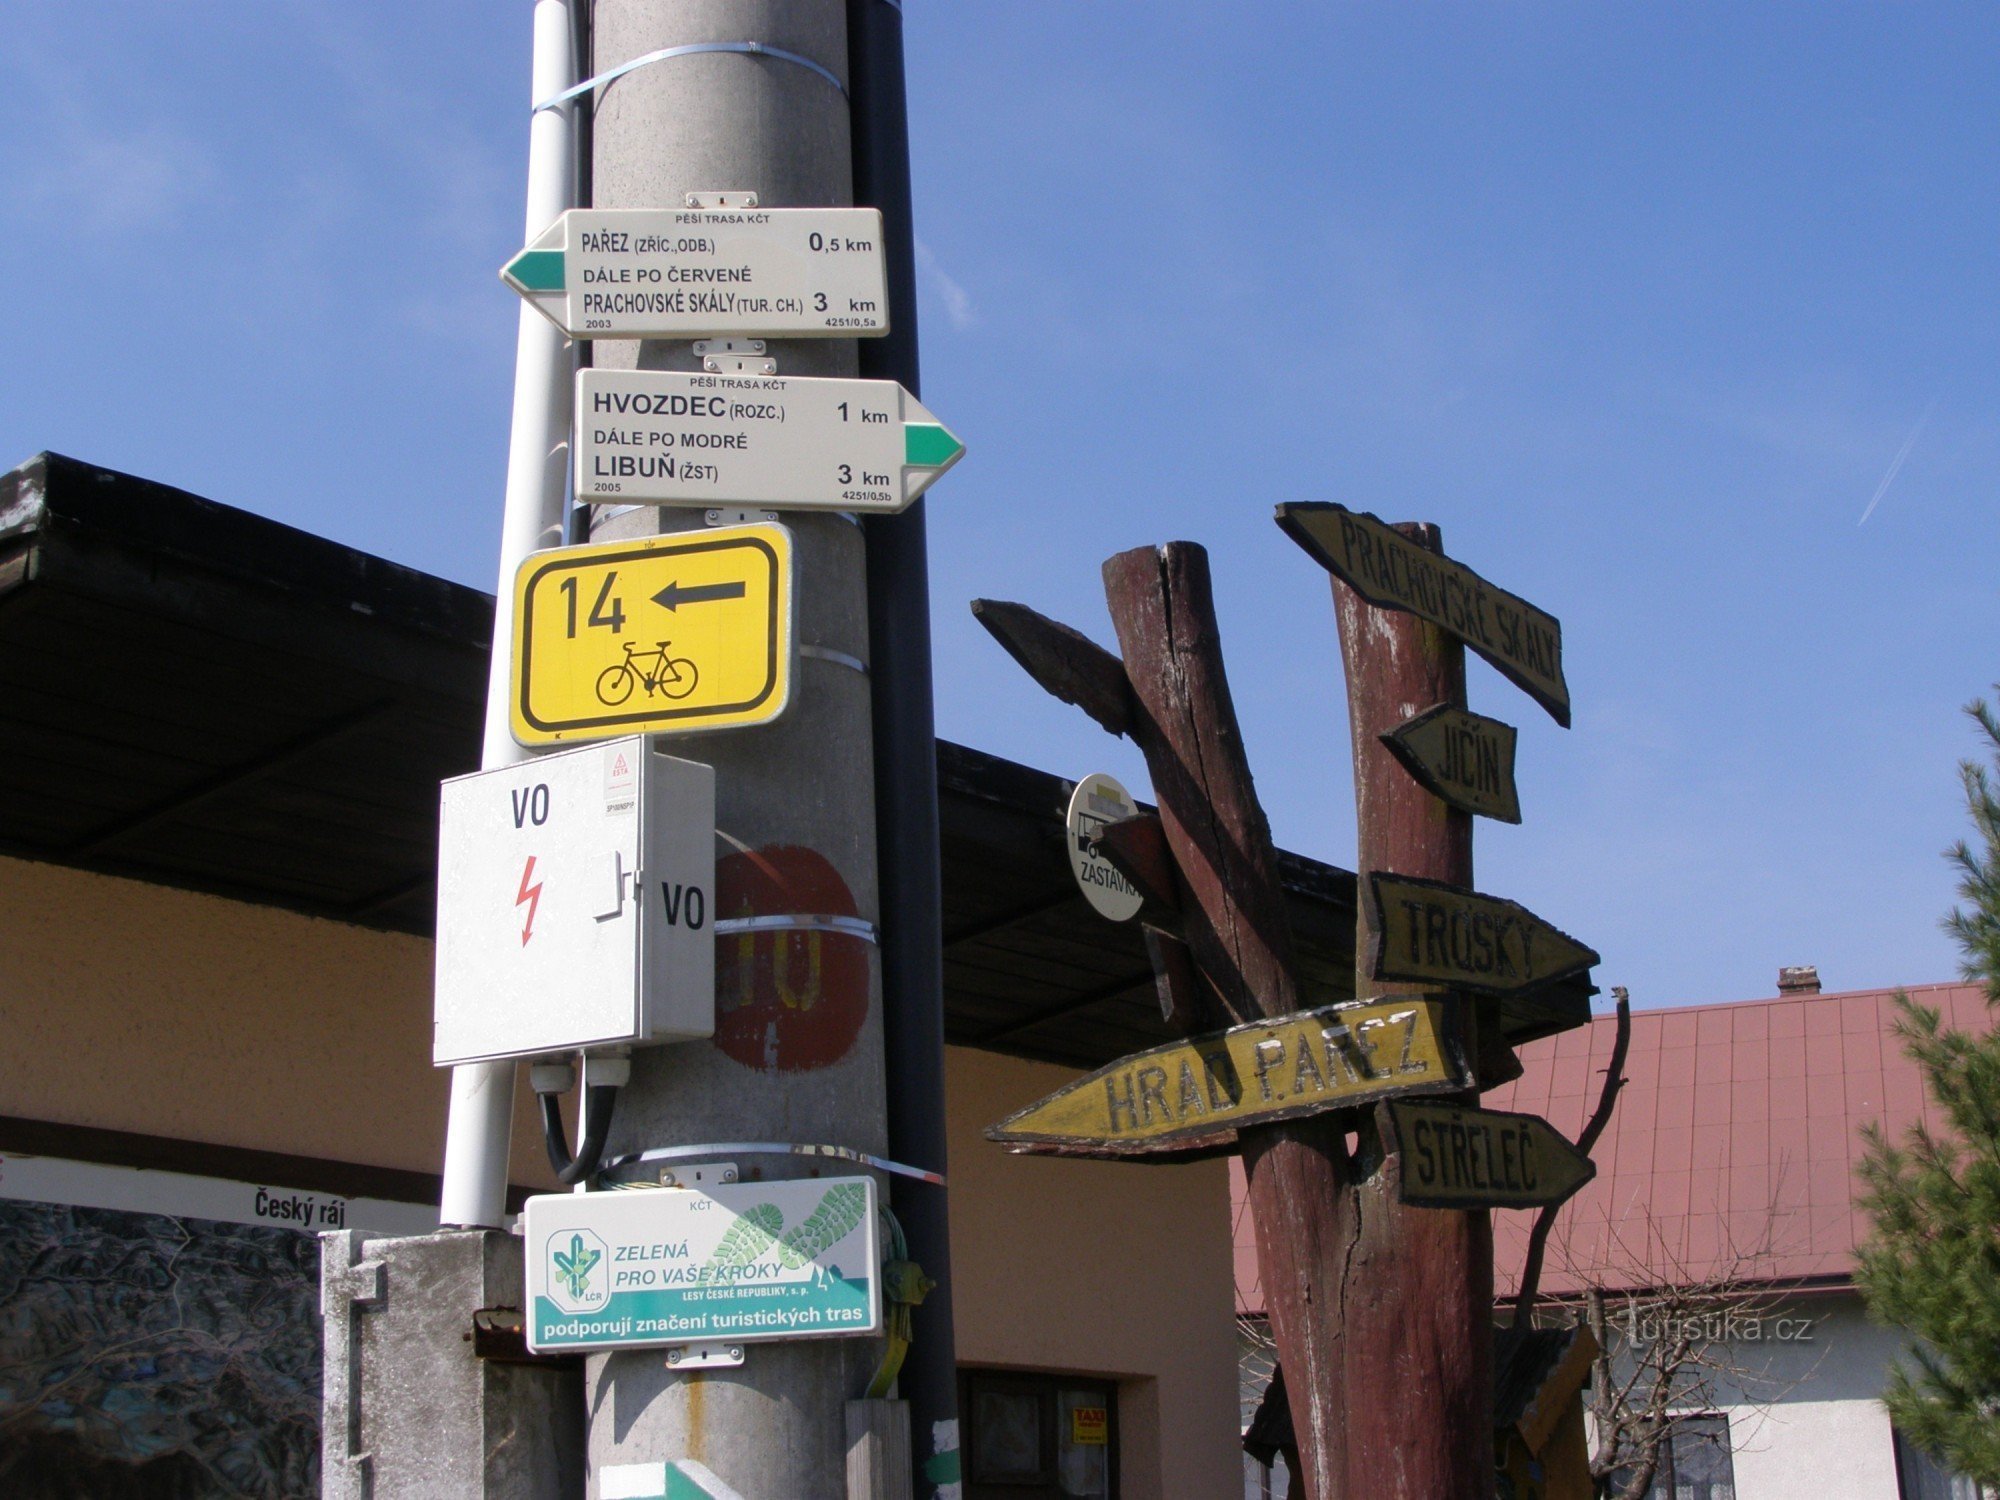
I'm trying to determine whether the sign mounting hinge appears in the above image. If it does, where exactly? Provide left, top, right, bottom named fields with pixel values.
left=666, top=1340, right=746, bottom=1369
left=694, top=338, right=775, bottom=375
left=683, top=190, right=759, bottom=210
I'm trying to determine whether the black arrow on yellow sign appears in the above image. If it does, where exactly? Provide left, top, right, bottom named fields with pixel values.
left=651, top=579, right=747, bottom=611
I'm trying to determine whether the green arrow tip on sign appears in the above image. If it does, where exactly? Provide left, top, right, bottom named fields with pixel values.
left=905, top=422, right=965, bottom=469
left=665, top=1462, right=742, bottom=1500
left=502, top=248, right=565, bottom=293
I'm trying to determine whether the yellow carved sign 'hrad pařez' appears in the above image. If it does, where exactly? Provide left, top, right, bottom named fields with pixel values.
left=510, top=524, right=793, bottom=746
left=985, top=996, right=1470, bottom=1157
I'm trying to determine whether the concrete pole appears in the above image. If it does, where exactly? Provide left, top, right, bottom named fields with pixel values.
left=586, top=4, right=887, bottom=1494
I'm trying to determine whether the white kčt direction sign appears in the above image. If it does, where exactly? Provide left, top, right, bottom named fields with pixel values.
left=577, top=367, right=965, bottom=514
left=502, top=207, right=888, bottom=340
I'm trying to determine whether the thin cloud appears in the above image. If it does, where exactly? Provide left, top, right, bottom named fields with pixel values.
left=23, top=113, right=216, bottom=236
left=1857, top=399, right=1937, bottom=526
left=1, top=28, right=218, bottom=237
left=915, top=239, right=977, bottom=330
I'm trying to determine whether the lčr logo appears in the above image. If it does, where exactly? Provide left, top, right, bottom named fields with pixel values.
left=547, top=1229, right=609, bottom=1314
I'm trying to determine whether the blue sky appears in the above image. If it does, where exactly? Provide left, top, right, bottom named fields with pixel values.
left=4, top=4, right=1996, bottom=1007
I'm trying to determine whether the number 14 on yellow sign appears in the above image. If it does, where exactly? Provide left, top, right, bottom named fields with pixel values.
left=509, top=523, right=795, bottom=746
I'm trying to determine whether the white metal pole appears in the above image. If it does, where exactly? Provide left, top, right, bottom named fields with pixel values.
left=439, top=0, right=579, bottom=1230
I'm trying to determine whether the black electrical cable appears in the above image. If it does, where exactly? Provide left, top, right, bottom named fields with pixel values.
left=540, top=1083, right=620, bottom=1184
left=565, top=0, right=595, bottom=549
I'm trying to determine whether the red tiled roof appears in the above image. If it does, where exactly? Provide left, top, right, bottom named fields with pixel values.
left=1233, top=981, right=1992, bottom=1313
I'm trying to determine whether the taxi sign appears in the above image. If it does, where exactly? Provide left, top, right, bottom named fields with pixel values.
left=510, top=524, right=793, bottom=746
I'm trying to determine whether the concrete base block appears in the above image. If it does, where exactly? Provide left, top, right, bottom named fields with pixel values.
left=322, top=1228, right=583, bottom=1499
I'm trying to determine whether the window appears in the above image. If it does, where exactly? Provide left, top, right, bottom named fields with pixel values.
left=959, top=1370, right=1116, bottom=1499
left=1895, top=1429, right=1996, bottom=1500
left=1616, top=1413, right=1735, bottom=1500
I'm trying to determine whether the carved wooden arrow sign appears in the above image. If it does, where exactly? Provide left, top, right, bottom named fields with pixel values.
left=1383, top=1100, right=1595, bottom=1210
left=1274, top=502, right=1570, bottom=727
left=1366, top=873, right=1598, bottom=997
left=986, top=996, right=1470, bottom=1158
left=1381, top=704, right=1522, bottom=823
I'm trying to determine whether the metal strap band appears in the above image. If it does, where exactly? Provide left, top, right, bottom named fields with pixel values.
left=601, top=1141, right=945, bottom=1187
left=713, top=912, right=879, bottom=943
left=536, top=40, right=846, bottom=112
left=799, top=644, right=868, bottom=674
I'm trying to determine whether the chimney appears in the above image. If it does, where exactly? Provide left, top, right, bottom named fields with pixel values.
left=1777, top=965, right=1821, bottom=996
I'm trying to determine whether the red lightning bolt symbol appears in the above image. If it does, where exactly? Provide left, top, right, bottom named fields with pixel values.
left=515, top=855, right=543, bottom=946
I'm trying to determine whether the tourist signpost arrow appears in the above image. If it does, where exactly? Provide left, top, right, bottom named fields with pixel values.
left=597, top=1461, right=746, bottom=1500
left=1366, top=872, right=1599, bottom=998
left=1382, top=1100, right=1595, bottom=1211
left=502, top=206, right=889, bottom=340
left=576, top=368, right=964, bottom=513
left=1275, top=501, right=1570, bottom=726
left=985, top=996, right=1470, bottom=1158
left=509, top=523, right=794, bottom=746
left=1381, top=704, right=1522, bottom=823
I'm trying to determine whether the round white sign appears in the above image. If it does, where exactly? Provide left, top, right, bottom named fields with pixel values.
left=1065, top=773, right=1146, bottom=923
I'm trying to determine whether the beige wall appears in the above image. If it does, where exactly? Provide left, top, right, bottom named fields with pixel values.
left=0, top=854, right=558, bottom=1193
left=1, top=855, right=1244, bottom=1493
left=945, top=1044, right=1241, bottom=1499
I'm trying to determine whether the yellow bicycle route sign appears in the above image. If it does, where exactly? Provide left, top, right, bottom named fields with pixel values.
left=510, top=523, right=793, bottom=745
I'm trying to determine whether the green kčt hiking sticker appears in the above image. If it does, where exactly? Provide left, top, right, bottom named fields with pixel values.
left=525, top=1177, right=881, bottom=1353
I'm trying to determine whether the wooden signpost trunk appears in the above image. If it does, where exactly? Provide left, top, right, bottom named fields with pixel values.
left=1329, top=522, right=1494, bottom=1498
left=976, top=517, right=1587, bottom=1500
left=1098, top=543, right=1359, bottom=1500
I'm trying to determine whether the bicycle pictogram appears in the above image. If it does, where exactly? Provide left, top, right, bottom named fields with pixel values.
left=596, top=640, right=700, bottom=706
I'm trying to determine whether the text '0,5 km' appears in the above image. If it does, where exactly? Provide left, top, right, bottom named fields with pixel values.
left=502, top=206, right=889, bottom=340
left=985, top=997, right=1471, bottom=1158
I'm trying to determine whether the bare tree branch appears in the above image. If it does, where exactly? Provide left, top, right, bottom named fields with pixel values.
left=1514, top=985, right=1633, bottom=1324
left=1572, top=1182, right=1823, bottom=1497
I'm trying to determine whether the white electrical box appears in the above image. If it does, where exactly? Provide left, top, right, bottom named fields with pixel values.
left=433, top=737, right=714, bottom=1065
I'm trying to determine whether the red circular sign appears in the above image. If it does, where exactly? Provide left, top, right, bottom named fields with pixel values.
left=712, top=844, right=870, bottom=1073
